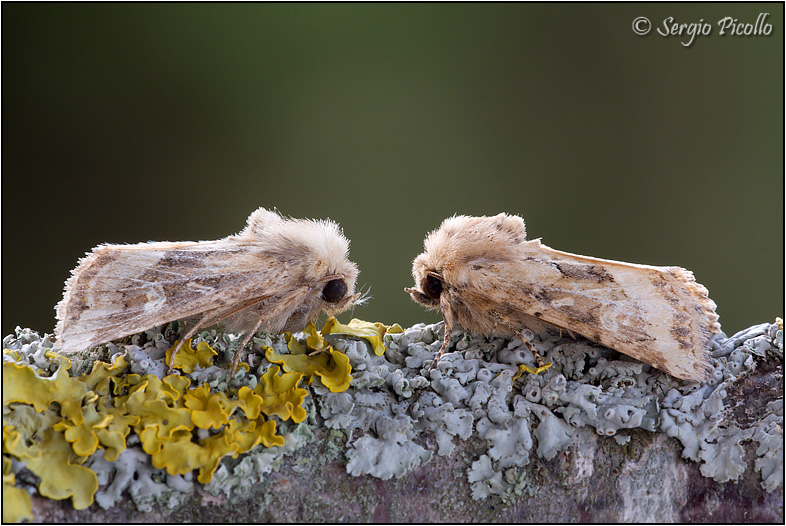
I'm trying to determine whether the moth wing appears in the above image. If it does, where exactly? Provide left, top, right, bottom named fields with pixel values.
left=55, top=240, right=301, bottom=352
left=468, top=240, right=719, bottom=381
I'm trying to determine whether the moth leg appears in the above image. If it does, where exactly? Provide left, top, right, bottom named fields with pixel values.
left=489, top=311, right=547, bottom=369
left=229, top=317, right=267, bottom=375
left=429, top=295, right=456, bottom=370
left=228, top=287, right=310, bottom=375
left=513, top=329, right=547, bottom=369
left=168, top=313, right=214, bottom=374
left=559, top=327, right=578, bottom=341
left=308, top=345, right=331, bottom=357
left=168, top=300, right=267, bottom=374
left=172, top=294, right=282, bottom=374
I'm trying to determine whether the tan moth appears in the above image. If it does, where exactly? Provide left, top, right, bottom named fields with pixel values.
left=405, top=213, right=720, bottom=381
left=55, top=207, right=360, bottom=373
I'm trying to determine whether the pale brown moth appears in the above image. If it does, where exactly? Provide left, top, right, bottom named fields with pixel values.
left=405, top=213, right=720, bottom=381
left=55, top=207, right=360, bottom=373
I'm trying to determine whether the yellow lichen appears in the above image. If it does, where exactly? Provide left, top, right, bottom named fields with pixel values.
left=44, top=350, right=72, bottom=369
left=387, top=323, right=404, bottom=334
left=321, top=317, right=392, bottom=356
left=253, top=365, right=309, bottom=422
left=3, top=405, right=61, bottom=446
left=141, top=427, right=214, bottom=478
left=3, top=348, right=23, bottom=361
left=195, top=432, right=243, bottom=484
left=284, top=322, right=329, bottom=354
left=122, top=376, right=194, bottom=440
left=231, top=386, right=264, bottom=420
left=306, top=322, right=329, bottom=351
left=110, top=367, right=288, bottom=485
left=53, top=392, right=113, bottom=457
left=3, top=456, right=32, bottom=523
left=195, top=419, right=283, bottom=484
left=4, top=426, right=97, bottom=510
left=140, top=418, right=282, bottom=485
left=2, top=336, right=305, bottom=514
left=3, top=318, right=410, bottom=512
left=162, top=374, right=192, bottom=401
left=2, top=356, right=108, bottom=510
left=265, top=347, right=352, bottom=393
left=285, top=333, right=309, bottom=355
left=165, top=339, right=217, bottom=373
left=92, top=400, right=139, bottom=462
left=223, top=417, right=284, bottom=453
left=80, top=355, right=129, bottom=393
left=184, top=384, right=232, bottom=430
left=2, top=357, right=88, bottom=417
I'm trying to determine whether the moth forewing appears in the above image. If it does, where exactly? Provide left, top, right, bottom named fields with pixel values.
left=407, top=213, right=720, bottom=382
left=506, top=241, right=718, bottom=381
left=55, top=241, right=292, bottom=352
left=55, top=208, right=360, bottom=370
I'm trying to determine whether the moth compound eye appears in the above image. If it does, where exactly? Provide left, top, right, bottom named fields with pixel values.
left=422, top=275, right=443, bottom=299
left=322, top=279, right=347, bottom=303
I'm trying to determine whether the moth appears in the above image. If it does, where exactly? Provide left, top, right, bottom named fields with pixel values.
left=405, top=213, right=720, bottom=381
left=55, top=207, right=360, bottom=373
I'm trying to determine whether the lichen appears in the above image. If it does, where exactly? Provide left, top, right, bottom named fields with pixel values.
left=0, top=321, right=324, bottom=516
left=254, top=366, right=308, bottom=423
left=2, top=316, right=783, bottom=519
left=4, top=425, right=98, bottom=510
left=266, top=322, right=353, bottom=393
left=322, top=317, right=401, bottom=357
left=3, top=354, right=85, bottom=416
left=753, top=400, right=784, bottom=492
left=265, top=345, right=352, bottom=393
left=3, top=456, right=32, bottom=523
left=346, top=433, right=432, bottom=480
left=315, top=319, right=783, bottom=500
left=166, top=339, right=218, bottom=373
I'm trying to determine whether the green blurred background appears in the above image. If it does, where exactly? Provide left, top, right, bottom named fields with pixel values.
left=3, top=3, right=783, bottom=339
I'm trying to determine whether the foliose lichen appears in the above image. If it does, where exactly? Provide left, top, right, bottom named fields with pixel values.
left=2, top=316, right=783, bottom=521
left=314, top=318, right=783, bottom=500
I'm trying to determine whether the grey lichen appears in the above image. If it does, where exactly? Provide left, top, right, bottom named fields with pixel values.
left=203, top=419, right=316, bottom=500
left=315, top=319, right=783, bottom=498
left=87, top=447, right=191, bottom=513
left=249, top=318, right=778, bottom=502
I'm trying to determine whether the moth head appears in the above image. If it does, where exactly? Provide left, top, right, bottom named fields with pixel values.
left=405, top=274, right=443, bottom=309
left=242, top=208, right=362, bottom=315
left=308, top=224, right=360, bottom=315
left=407, top=213, right=528, bottom=300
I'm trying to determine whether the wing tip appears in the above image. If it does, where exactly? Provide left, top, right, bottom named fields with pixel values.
left=666, top=266, right=722, bottom=339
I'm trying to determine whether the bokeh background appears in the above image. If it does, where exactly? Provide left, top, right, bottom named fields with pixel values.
left=3, top=3, right=783, bottom=339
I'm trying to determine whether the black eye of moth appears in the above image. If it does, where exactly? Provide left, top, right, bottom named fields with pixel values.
left=422, top=275, right=443, bottom=299
left=322, top=279, right=347, bottom=303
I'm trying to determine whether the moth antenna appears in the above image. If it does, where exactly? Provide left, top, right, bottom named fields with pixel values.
left=353, top=285, right=373, bottom=307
